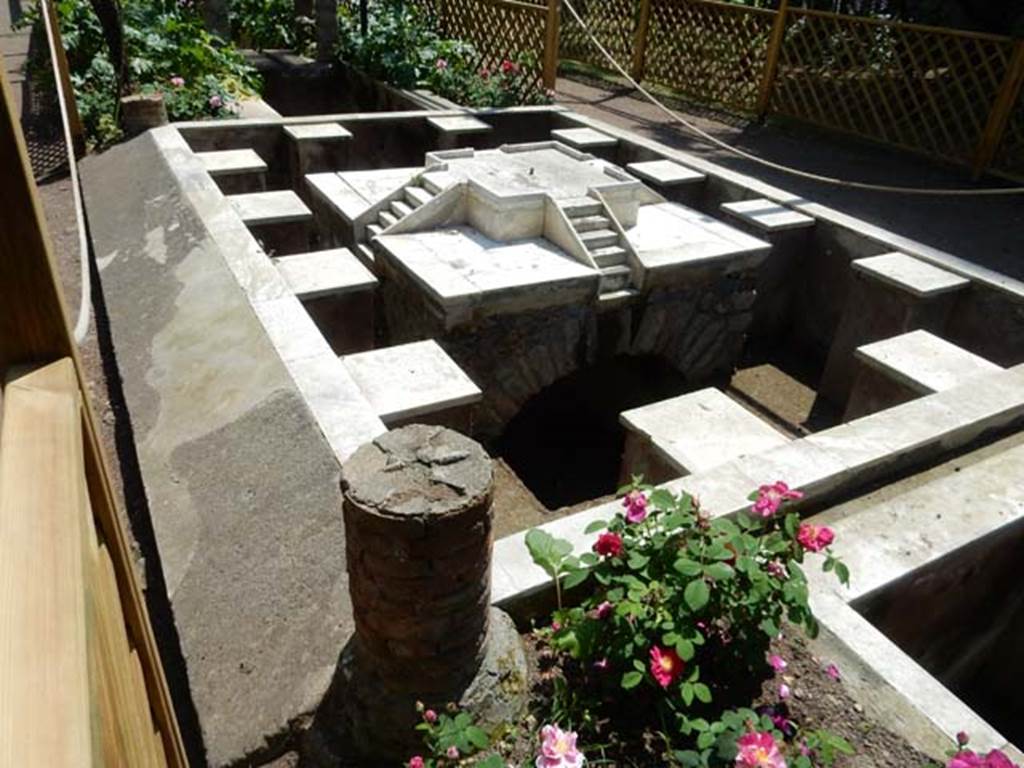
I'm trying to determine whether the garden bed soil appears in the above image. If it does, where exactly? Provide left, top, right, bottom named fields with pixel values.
left=481, top=630, right=937, bottom=768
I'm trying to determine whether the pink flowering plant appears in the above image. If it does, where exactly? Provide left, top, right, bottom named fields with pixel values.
left=525, top=479, right=851, bottom=764
left=410, top=701, right=505, bottom=768
left=924, top=731, right=1021, bottom=768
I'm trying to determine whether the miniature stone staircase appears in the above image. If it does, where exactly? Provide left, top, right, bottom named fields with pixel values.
left=364, top=172, right=451, bottom=240
left=560, top=197, right=637, bottom=304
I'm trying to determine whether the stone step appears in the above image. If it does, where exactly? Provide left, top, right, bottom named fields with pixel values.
left=378, top=210, right=398, bottom=229
left=570, top=215, right=612, bottom=233
left=599, top=265, right=632, bottom=293
left=405, top=185, right=434, bottom=208
left=581, top=229, right=620, bottom=250
left=591, top=245, right=628, bottom=268
left=560, top=197, right=602, bottom=217
left=273, top=248, right=377, bottom=300
left=197, top=149, right=267, bottom=178
left=366, top=223, right=383, bottom=239
left=391, top=199, right=413, bottom=219
left=421, top=171, right=459, bottom=195
left=353, top=243, right=376, bottom=269
left=597, top=287, right=640, bottom=310
left=227, top=190, right=313, bottom=227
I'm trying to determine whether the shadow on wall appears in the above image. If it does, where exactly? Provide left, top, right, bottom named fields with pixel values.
left=491, top=355, right=713, bottom=510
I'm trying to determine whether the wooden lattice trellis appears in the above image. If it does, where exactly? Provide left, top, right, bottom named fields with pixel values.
left=646, top=0, right=775, bottom=113
left=418, top=0, right=550, bottom=99
left=771, top=9, right=1017, bottom=166
left=559, top=0, right=637, bottom=70
left=997, top=99, right=1024, bottom=176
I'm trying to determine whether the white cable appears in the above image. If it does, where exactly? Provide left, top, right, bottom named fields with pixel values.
left=561, top=0, right=1024, bottom=196
left=41, top=0, right=91, bottom=342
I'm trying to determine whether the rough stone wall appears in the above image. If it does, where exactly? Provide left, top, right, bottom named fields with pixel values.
left=381, top=265, right=758, bottom=439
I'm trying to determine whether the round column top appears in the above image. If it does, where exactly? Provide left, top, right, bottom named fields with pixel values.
left=341, top=425, right=493, bottom=521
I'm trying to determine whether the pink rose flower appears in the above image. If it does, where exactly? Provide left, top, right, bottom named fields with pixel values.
left=446, top=745, right=459, bottom=759
left=949, top=753, right=986, bottom=768
left=649, top=646, right=684, bottom=689
left=408, top=757, right=425, bottom=768
left=593, top=531, right=623, bottom=558
left=797, top=522, right=835, bottom=553
left=208, top=94, right=223, bottom=109
left=778, top=683, right=791, bottom=700
left=536, top=723, right=585, bottom=768
left=768, top=654, right=787, bottom=673
left=825, top=662, right=841, bottom=681
left=170, top=75, right=185, bottom=88
left=735, top=731, right=787, bottom=768
left=479, top=66, right=490, bottom=79
left=752, top=481, right=803, bottom=518
left=595, top=600, right=614, bottom=619
left=623, top=490, right=648, bottom=523
left=983, top=751, right=1018, bottom=768
left=766, top=560, right=787, bottom=579
left=423, top=708, right=437, bottom=724
left=436, top=58, right=448, bottom=70
left=500, top=59, right=518, bottom=74
left=957, top=732, right=970, bottom=747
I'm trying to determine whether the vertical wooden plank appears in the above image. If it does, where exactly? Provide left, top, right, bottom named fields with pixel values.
left=973, top=40, right=1024, bottom=178
left=0, top=57, right=190, bottom=768
left=0, top=362, right=92, bottom=768
left=756, top=0, right=789, bottom=120
left=631, top=0, right=652, bottom=81
left=42, top=0, right=85, bottom=157
left=542, top=0, right=561, bottom=90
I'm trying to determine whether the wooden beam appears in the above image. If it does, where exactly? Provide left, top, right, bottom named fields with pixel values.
left=973, top=40, right=1024, bottom=178
left=542, top=0, right=561, bottom=90
left=756, top=0, right=790, bottom=120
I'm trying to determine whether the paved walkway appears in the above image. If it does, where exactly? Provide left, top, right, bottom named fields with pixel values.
left=1, top=0, right=28, bottom=116
left=555, top=76, right=1024, bottom=282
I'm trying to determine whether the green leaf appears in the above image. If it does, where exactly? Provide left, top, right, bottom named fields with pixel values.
left=621, top=670, right=643, bottom=690
left=697, top=730, right=716, bottom=749
left=649, top=488, right=675, bottom=511
left=684, top=579, right=710, bottom=612
left=675, top=638, right=695, bottom=661
left=705, top=562, right=735, bottom=581
left=628, top=552, right=650, bottom=570
left=693, top=682, right=712, bottom=703
left=477, top=756, right=506, bottom=768
left=674, top=558, right=703, bottom=577
left=465, top=725, right=489, bottom=750
left=563, top=568, right=589, bottom=589
left=584, top=519, right=608, bottom=534
left=834, top=561, right=850, bottom=586
left=681, top=681, right=694, bottom=706
left=759, top=617, right=779, bottom=637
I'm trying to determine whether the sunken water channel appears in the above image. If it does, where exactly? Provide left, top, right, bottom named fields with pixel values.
left=492, top=355, right=700, bottom=509
left=853, top=522, right=1024, bottom=749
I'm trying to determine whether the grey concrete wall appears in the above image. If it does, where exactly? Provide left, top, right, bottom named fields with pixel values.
left=81, top=134, right=357, bottom=768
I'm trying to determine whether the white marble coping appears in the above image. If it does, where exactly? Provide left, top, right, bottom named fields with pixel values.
left=283, top=122, right=353, bottom=142
left=491, top=363, right=1024, bottom=603
left=551, top=127, right=619, bottom=149
left=428, top=115, right=493, bottom=134
left=720, top=198, right=816, bottom=232
left=341, top=340, right=483, bottom=422
left=627, top=159, right=706, bottom=186
left=852, top=252, right=971, bottom=298
left=197, top=148, right=267, bottom=177
left=273, top=248, right=378, bottom=300
left=621, top=388, right=792, bottom=475
left=855, top=329, right=1002, bottom=394
left=228, top=190, right=313, bottom=226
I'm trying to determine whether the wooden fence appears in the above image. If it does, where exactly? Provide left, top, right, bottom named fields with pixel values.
left=421, top=0, right=1024, bottom=179
left=1, top=52, right=188, bottom=768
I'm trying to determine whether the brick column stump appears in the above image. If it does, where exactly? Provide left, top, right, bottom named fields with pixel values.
left=338, top=425, right=527, bottom=762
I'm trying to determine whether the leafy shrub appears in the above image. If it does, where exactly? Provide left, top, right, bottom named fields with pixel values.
left=525, top=480, right=852, bottom=766
left=25, top=0, right=259, bottom=147
left=337, top=0, right=550, bottom=107
left=230, top=0, right=315, bottom=55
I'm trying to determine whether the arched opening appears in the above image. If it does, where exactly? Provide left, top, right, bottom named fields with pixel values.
left=491, top=355, right=707, bottom=510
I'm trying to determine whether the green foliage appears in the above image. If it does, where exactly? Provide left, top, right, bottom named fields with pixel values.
left=412, top=704, right=503, bottom=767
left=526, top=480, right=851, bottom=764
left=337, top=0, right=551, bottom=107
left=26, top=0, right=259, bottom=147
left=230, top=0, right=315, bottom=55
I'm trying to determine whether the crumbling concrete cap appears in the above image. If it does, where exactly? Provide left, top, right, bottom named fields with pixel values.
left=341, top=424, right=493, bottom=520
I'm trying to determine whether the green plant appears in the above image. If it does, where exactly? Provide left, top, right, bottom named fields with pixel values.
left=408, top=703, right=505, bottom=768
left=23, top=0, right=259, bottom=147
left=230, top=0, right=314, bottom=55
left=525, top=479, right=851, bottom=764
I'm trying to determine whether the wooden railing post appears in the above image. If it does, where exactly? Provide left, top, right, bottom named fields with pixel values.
left=756, top=0, right=789, bottom=120
left=542, top=0, right=561, bottom=90
left=972, top=40, right=1024, bottom=178
left=631, top=0, right=653, bottom=81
